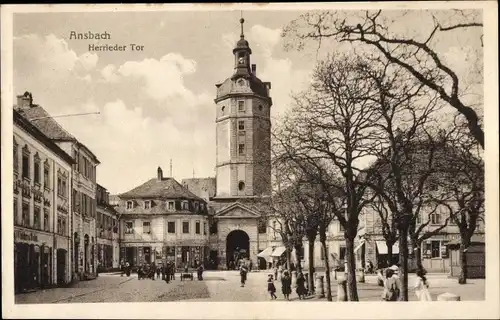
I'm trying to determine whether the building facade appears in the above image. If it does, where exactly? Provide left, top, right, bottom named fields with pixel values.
left=116, top=167, right=209, bottom=269
left=96, top=184, right=120, bottom=271
left=16, top=92, right=100, bottom=280
left=13, top=108, right=74, bottom=293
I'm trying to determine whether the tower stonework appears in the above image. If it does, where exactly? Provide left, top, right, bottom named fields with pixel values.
left=214, top=18, right=272, bottom=198
left=210, top=18, right=272, bottom=270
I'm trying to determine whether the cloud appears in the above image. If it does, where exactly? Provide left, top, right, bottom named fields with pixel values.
left=116, top=53, right=197, bottom=101
left=14, top=34, right=98, bottom=77
left=100, top=64, right=120, bottom=83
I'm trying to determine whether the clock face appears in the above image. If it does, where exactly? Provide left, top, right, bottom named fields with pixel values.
left=238, top=57, right=245, bottom=64
left=238, top=79, right=245, bottom=87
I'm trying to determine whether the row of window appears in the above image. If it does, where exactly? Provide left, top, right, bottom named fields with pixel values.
left=221, top=101, right=264, bottom=115
left=73, top=189, right=96, bottom=218
left=97, top=210, right=117, bottom=232
left=73, top=149, right=96, bottom=182
left=13, top=198, right=67, bottom=235
left=126, top=200, right=205, bottom=212
left=124, top=220, right=207, bottom=235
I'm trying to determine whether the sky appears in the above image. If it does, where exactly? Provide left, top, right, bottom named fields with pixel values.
left=12, top=9, right=483, bottom=195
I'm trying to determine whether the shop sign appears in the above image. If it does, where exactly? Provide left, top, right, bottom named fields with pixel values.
left=14, top=230, right=39, bottom=242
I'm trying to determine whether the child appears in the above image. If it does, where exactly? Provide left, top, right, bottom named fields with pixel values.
left=267, top=274, right=277, bottom=300
left=414, top=268, right=432, bottom=301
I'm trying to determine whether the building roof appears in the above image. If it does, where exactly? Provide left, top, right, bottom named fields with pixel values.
left=14, top=109, right=75, bottom=165
left=119, top=177, right=204, bottom=201
left=17, top=104, right=100, bottom=164
left=215, top=74, right=271, bottom=101
left=181, top=177, right=216, bottom=199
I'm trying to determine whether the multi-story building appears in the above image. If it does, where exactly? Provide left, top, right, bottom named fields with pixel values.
left=116, top=167, right=209, bottom=269
left=16, top=92, right=100, bottom=280
left=13, top=108, right=74, bottom=293
left=96, top=184, right=120, bottom=271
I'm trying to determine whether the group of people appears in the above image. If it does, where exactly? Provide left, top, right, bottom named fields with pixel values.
left=381, top=265, right=432, bottom=301
left=267, top=270, right=308, bottom=301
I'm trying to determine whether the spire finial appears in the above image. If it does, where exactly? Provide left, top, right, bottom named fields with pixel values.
left=239, top=11, right=245, bottom=39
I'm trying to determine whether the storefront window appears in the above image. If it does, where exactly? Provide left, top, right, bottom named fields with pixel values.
left=431, top=240, right=441, bottom=258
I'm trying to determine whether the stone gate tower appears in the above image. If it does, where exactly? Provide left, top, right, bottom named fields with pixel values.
left=210, top=17, right=272, bottom=270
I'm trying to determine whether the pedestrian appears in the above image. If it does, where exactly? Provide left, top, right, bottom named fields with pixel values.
left=125, top=261, right=130, bottom=277
left=278, top=264, right=283, bottom=281
left=366, top=260, right=374, bottom=274
left=240, top=262, right=249, bottom=287
left=414, top=268, right=432, bottom=301
left=156, top=265, right=161, bottom=280
left=281, top=270, right=292, bottom=300
left=296, top=272, right=307, bottom=300
left=197, top=264, right=204, bottom=281
left=382, top=267, right=401, bottom=301
left=249, top=260, right=253, bottom=272
left=267, top=274, right=277, bottom=300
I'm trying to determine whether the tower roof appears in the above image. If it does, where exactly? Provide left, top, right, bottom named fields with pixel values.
left=233, top=17, right=251, bottom=53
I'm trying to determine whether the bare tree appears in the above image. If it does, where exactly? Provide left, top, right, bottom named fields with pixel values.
left=274, top=54, right=381, bottom=301
left=432, top=118, right=484, bottom=284
left=282, top=10, right=484, bottom=148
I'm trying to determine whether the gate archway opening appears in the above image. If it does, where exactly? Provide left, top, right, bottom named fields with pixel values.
left=226, top=230, right=249, bottom=270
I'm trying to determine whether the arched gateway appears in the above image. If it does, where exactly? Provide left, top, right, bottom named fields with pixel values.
left=226, top=230, right=249, bottom=269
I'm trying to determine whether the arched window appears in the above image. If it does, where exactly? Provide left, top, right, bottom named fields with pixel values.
left=238, top=181, right=245, bottom=191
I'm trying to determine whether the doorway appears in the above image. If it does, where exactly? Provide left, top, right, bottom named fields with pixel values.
left=226, top=230, right=249, bottom=270
left=57, top=249, right=67, bottom=285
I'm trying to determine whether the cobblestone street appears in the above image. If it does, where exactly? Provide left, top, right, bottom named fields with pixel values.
left=15, top=271, right=485, bottom=303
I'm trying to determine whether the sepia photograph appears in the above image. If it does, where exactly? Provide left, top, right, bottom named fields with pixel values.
left=1, top=2, right=498, bottom=319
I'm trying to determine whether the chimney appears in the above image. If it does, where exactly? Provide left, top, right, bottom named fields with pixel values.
left=157, top=166, right=163, bottom=180
left=16, top=92, right=33, bottom=110
left=251, top=64, right=256, bottom=76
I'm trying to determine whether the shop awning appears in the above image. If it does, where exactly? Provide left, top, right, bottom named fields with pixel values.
left=354, top=240, right=366, bottom=253
left=257, top=247, right=274, bottom=258
left=375, top=241, right=399, bottom=255
left=271, top=246, right=287, bottom=257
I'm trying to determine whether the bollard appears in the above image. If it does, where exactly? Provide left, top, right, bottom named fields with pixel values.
left=437, top=293, right=460, bottom=301
left=291, top=271, right=298, bottom=288
left=315, top=275, right=325, bottom=298
left=356, top=269, right=365, bottom=283
left=337, top=279, right=348, bottom=302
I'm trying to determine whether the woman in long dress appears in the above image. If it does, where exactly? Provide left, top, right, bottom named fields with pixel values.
left=281, top=270, right=292, bottom=300
left=414, top=268, right=432, bottom=301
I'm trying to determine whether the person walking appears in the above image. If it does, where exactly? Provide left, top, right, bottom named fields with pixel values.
left=267, top=274, right=277, bottom=300
left=414, top=268, right=432, bottom=301
left=156, top=265, right=161, bottom=280
left=240, top=262, right=249, bottom=287
left=197, top=263, right=204, bottom=281
left=382, top=267, right=401, bottom=301
left=296, top=272, right=307, bottom=300
left=281, top=270, right=292, bottom=300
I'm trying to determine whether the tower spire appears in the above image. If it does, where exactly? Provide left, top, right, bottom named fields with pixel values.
left=240, top=11, right=245, bottom=39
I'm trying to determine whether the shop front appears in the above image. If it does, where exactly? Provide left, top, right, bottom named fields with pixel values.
left=14, top=228, right=54, bottom=293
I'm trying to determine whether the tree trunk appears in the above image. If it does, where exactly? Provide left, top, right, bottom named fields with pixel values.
left=414, top=240, right=423, bottom=270
left=320, top=239, right=333, bottom=301
left=307, top=239, right=315, bottom=294
left=294, top=244, right=303, bottom=273
left=286, top=249, right=291, bottom=271
left=458, top=243, right=468, bottom=284
left=361, top=243, right=366, bottom=270
left=345, top=236, right=359, bottom=301
left=386, top=242, right=393, bottom=268
left=398, top=229, right=409, bottom=301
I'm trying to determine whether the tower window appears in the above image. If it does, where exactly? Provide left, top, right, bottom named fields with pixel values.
left=238, top=121, right=245, bottom=130
left=238, top=144, right=245, bottom=155
left=259, top=105, right=263, bottom=112
left=238, top=101, right=245, bottom=112
left=221, top=106, right=225, bottom=114
left=238, top=181, right=245, bottom=191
